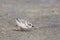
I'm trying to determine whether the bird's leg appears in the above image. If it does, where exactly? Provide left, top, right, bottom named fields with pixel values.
left=16, top=25, right=20, bottom=31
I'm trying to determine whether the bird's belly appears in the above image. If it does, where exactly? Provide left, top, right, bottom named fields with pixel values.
left=19, top=24, right=28, bottom=29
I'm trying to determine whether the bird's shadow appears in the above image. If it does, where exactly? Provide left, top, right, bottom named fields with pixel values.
left=12, top=29, right=31, bottom=32
left=12, top=29, right=20, bottom=31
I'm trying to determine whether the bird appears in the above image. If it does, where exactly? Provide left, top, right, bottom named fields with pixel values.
left=15, top=18, right=34, bottom=31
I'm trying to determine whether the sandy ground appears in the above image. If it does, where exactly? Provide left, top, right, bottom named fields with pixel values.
left=0, top=0, right=60, bottom=40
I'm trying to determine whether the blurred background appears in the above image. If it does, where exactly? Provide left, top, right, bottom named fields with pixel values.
left=0, top=0, right=60, bottom=40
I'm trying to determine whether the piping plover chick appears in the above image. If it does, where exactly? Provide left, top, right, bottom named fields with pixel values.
left=15, top=18, right=34, bottom=31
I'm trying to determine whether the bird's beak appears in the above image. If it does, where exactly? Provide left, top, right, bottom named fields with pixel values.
left=32, top=25, right=34, bottom=27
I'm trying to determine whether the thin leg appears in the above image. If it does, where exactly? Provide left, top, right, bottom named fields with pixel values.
left=16, top=25, right=20, bottom=31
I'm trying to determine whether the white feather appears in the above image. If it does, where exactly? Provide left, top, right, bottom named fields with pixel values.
left=15, top=18, right=33, bottom=29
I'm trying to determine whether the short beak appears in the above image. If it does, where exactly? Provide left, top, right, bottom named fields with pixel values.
left=32, top=26, right=34, bottom=27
